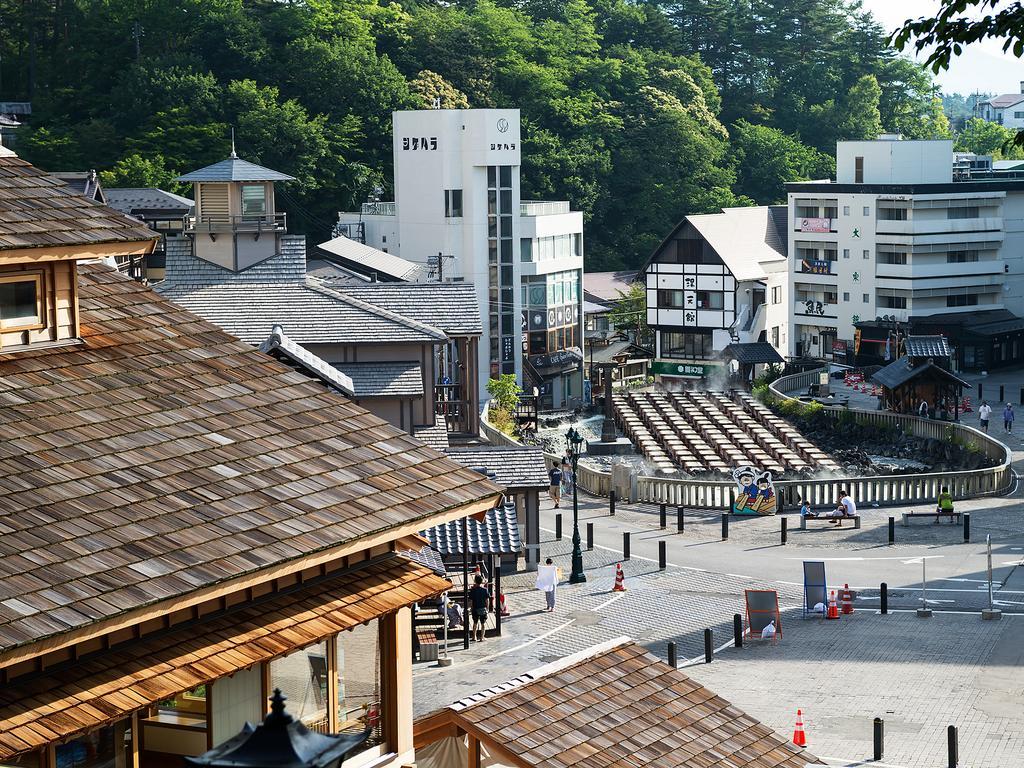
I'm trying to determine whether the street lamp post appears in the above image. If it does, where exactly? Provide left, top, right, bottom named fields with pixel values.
left=565, top=427, right=587, bottom=584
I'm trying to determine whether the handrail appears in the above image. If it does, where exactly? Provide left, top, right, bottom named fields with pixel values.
left=186, top=212, right=287, bottom=234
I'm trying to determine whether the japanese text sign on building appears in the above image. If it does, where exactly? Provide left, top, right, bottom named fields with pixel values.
left=489, top=143, right=517, bottom=151
left=800, top=259, right=831, bottom=275
left=402, top=137, right=437, bottom=150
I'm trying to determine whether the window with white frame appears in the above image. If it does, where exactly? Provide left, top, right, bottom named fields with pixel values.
left=0, top=273, right=43, bottom=330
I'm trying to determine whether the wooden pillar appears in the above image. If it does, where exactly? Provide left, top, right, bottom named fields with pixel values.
left=468, top=735, right=482, bottom=768
left=326, top=636, right=340, bottom=731
left=130, top=712, right=140, bottom=768
left=462, top=516, right=470, bottom=650
left=380, top=608, right=414, bottom=757
left=523, top=490, right=540, bottom=572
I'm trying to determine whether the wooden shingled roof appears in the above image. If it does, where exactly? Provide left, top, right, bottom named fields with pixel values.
left=0, top=555, right=448, bottom=759
left=0, top=156, right=156, bottom=250
left=0, top=264, right=502, bottom=657
left=418, top=640, right=823, bottom=768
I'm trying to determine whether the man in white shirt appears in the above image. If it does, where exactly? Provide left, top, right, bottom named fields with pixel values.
left=832, top=489, right=857, bottom=527
left=979, top=401, right=992, bottom=433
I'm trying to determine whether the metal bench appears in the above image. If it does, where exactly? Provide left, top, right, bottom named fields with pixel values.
left=902, top=510, right=961, bottom=526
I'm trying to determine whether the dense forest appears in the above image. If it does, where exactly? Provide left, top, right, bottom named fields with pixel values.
left=0, top=0, right=951, bottom=269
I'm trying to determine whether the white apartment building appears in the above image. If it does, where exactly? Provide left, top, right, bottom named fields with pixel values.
left=641, top=206, right=789, bottom=383
left=976, top=84, right=1024, bottom=130
left=337, top=109, right=585, bottom=408
left=787, top=137, right=1024, bottom=370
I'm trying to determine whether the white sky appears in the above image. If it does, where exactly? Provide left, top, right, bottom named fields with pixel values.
left=860, top=0, right=1024, bottom=95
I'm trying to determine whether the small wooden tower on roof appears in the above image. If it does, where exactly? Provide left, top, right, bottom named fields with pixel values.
left=176, top=145, right=294, bottom=272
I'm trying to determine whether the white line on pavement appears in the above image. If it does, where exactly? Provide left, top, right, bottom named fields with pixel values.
left=784, top=556, right=945, bottom=562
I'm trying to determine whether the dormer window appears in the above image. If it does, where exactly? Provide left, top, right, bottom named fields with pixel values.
left=0, top=273, right=42, bottom=330
left=241, top=184, right=267, bottom=218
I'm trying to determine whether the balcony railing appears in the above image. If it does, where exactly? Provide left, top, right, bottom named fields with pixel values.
left=520, top=200, right=570, bottom=216
left=186, top=213, right=287, bottom=235
left=360, top=201, right=397, bottom=216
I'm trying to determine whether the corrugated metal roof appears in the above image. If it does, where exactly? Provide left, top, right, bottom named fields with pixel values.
left=334, top=361, right=423, bottom=397
left=317, top=235, right=423, bottom=281
left=422, top=505, right=522, bottom=555
left=176, top=156, right=295, bottom=183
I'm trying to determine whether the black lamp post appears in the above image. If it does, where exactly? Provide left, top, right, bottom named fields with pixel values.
left=187, top=690, right=370, bottom=768
left=565, top=427, right=587, bottom=584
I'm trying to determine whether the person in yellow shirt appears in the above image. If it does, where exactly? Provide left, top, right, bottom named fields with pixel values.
left=935, top=486, right=954, bottom=524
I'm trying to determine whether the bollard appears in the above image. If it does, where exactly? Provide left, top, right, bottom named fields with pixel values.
left=555, top=513, right=562, bottom=540
left=888, top=516, right=895, bottom=545
left=873, top=718, right=884, bottom=761
left=586, top=522, right=593, bottom=551
left=667, top=641, right=677, bottom=668
left=964, top=512, right=970, bottom=542
left=721, top=513, right=729, bottom=540
left=660, top=503, right=667, bottom=529
left=947, top=725, right=958, bottom=768
left=781, top=517, right=787, bottom=545
left=677, top=506, right=685, bottom=532
left=623, top=531, right=630, bottom=561
left=999, top=384, right=1005, bottom=403
left=733, top=613, right=743, bottom=648
left=659, top=540, right=666, bottom=570
left=704, top=628, right=713, bottom=663
left=609, top=490, right=616, bottom=516
left=1020, top=385, right=1024, bottom=407
left=978, top=382, right=983, bottom=399
left=880, top=582, right=888, bottom=615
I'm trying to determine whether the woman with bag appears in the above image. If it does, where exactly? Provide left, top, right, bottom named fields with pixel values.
left=536, top=558, right=559, bottom=612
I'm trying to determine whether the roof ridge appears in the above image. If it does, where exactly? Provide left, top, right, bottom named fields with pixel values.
left=307, top=278, right=448, bottom=341
left=450, top=636, right=633, bottom=712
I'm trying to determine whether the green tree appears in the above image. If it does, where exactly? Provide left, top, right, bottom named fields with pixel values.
left=409, top=70, right=470, bottom=109
left=955, top=118, right=1024, bottom=159
left=729, top=120, right=835, bottom=203
left=839, top=75, right=884, bottom=141
left=99, top=153, right=183, bottom=191
left=607, top=282, right=651, bottom=348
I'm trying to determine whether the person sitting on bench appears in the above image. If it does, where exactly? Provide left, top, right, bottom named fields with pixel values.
left=832, top=489, right=857, bottom=527
left=935, top=486, right=955, bottom=524
left=799, top=498, right=816, bottom=519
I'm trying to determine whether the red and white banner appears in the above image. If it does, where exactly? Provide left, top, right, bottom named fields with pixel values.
left=799, top=217, right=831, bottom=232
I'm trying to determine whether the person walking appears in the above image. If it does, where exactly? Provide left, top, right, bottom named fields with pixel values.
left=979, top=401, right=992, bottom=432
left=1004, top=403, right=1015, bottom=433
left=535, top=558, right=559, bottom=612
left=468, top=574, right=490, bottom=642
left=935, top=486, right=955, bottom=524
left=548, top=462, right=562, bottom=508
left=560, top=456, right=573, bottom=496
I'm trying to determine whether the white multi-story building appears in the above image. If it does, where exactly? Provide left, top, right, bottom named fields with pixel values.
left=337, top=109, right=585, bottom=408
left=976, top=84, right=1024, bottom=130
left=641, top=206, right=789, bottom=384
left=787, top=136, right=1024, bottom=370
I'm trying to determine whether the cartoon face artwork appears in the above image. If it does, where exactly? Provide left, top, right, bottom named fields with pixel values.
left=731, top=466, right=777, bottom=516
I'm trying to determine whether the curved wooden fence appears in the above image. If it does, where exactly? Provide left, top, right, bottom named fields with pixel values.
left=481, top=384, right=1013, bottom=509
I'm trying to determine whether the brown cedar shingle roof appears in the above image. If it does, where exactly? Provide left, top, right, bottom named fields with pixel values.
left=0, top=156, right=156, bottom=250
left=0, top=555, right=448, bottom=759
left=0, top=264, right=501, bottom=654
left=441, top=640, right=823, bottom=768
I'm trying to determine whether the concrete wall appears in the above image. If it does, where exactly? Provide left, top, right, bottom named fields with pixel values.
left=837, top=140, right=954, bottom=184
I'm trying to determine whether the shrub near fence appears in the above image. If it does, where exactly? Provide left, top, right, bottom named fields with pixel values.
left=480, top=381, right=1013, bottom=509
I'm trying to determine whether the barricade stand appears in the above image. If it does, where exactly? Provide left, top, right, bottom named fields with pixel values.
left=802, top=561, right=827, bottom=619
left=744, top=589, right=782, bottom=644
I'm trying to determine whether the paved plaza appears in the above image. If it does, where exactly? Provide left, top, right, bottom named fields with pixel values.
left=414, top=423, right=1024, bottom=767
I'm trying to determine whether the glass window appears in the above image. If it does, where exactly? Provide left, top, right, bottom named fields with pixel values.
left=500, top=216, right=512, bottom=237
left=863, top=293, right=870, bottom=303
left=771, top=286, right=781, bottom=304
left=657, top=290, right=685, bottom=308
left=337, top=621, right=383, bottom=750
left=855, top=157, right=864, bottom=183
left=0, top=275, right=41, bottom=329
left=696, top=291, right=724, bottom=310
left=500, top=189, right=512, bottom=212
left=241, top=185, right=267, bottom=217
left=500, top=238, right=512, bottom=264
left=947, top=206, right=979, bottom=219
left=487, top=166, right=496, bottom=187
left=863, top=249, right=870, bottom=259
left=843, top=249, right=850, bottom=259
left=529, top=284, right=546, bottom=306
left=862, top=206, right=870, bottom=216
left=445, top=189, right=463, bottom=218
left=520, top=238, right=533, bottom=263
left=488, top=216, right=497, bottom=238
left=662, top=332, right=712, bottom=359
left=487, top=190, right=497, bottom=215
left=843, top=292, right=850, bottom=302
left=843, top=206, right=850, bottom=216
left=55, top=722, right=128, bottom=768
left=158, top=685, right=207, bottom=716
left=572, top=233, right=582, bottom=257
left=877, top=206, right=907, bottom=221
left=499, top=165, right=512, bottom=188
left=271, top=641, right=329, bottom=733
left=947, top=293, right=979, bottom=307
left=947, top=250, right=980, bottom=263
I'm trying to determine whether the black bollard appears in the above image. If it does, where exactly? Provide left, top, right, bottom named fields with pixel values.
left=888, top=516, right=895, bottom=545
left=1020, top=385, right=1024, bottom=406
left=623, top=531, right=630, bottom=561
left=880, top=582, right=888, bottom=615
left=721, top=513, right=729, bottom=540
left=873, top=718, right=884, bottom=761
left=586, top=521, right=594, bottom=551
left=555, top=513, right=562, bottom=540
left=677, top=506, right=685, bottom=532
left=978, top=382, right=983, bottom=398
left=704, top=628, right=713, bottom=663
left=733, top=613, right=743, bottom=648
left=609, top=490, right=616, bottom=516
left=660, top=503, right=667, bottom=529
left=667, top=641, right=677, bottom=668
left=659, top=540, right=667, bottom=570
left=947, top=725, right=958, bottom=768
left=964, top=512, right=970, bottom=542
left=999, top=384, right=1005, bottom=403
left=781, top=517, right=787, bottom=545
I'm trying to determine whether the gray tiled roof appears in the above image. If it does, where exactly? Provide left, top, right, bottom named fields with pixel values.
left=259, top=325, right=355, bottom=396
left=317, top=236, right=424, bottom=282
left=904, top=335, right=951, bottom=359
left=872, top=358, right=969, bottom=390
left=334, top=361, right=423, bottom=397
left=156, top=239, right=447, bottom=345
left=422, top=505, right=522, bottom=555
left=413, top=421, right=451, bottom=452
left=335, top=282, right=483, bottom=336
left=105, top=187, right=194, bottom=213
left=721, top=342, right=784, bottom=365
left=177, top=156, right=295, bottom=183
left=400, top=545, right=446, bottom=576
left=445, top=446, right=549, bottom=489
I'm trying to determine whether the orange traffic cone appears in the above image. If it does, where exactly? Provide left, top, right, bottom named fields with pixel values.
left=613, top=563, right=627, bottom=592
left=841, top=584, right=854, bottom=615
left=792, top=709, right=807, bottom=747
left=499, top=593, right=510, bottom=617
left=826, top=590, right=840, bottom=620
